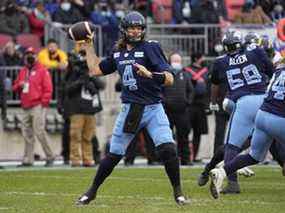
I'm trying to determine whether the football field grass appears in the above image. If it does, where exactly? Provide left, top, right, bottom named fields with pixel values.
left=0, top=166, right=284, bottom=213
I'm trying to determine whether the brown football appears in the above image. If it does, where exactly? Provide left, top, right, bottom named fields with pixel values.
left=67, top=21, right=95, bottom=42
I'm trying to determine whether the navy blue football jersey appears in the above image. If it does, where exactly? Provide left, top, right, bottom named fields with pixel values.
left=261, top=69, right=285, bottom=118
left=99, top=41, right=171, bottom=104
left=211, top=47, right=273, bottom=102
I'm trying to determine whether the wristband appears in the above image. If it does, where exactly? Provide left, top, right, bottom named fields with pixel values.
left=152, top=72, right=166, bottom=84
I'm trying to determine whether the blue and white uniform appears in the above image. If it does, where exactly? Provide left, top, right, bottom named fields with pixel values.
left=99, top=41, right=174, bottom=155
left=250, top=68, right=285, bottom=161
left=211, top=47, right=273, bottom=148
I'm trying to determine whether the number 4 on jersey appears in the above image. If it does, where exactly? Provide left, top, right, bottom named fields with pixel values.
left=123, top=65, right=138, bottom=91
left=271, top=71, right=285, bottom=100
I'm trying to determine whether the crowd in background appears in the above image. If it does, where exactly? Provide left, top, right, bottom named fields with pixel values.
left=1, top=0, right=285, bottom=167
left=0, top=0, right=285, bottom=56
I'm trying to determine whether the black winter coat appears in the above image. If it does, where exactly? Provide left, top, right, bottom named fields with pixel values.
left=57, top=56, right=105, bottom=117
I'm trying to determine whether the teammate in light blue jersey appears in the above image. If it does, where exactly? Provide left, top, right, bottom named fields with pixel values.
left=210, top=58, right=285, bottom=199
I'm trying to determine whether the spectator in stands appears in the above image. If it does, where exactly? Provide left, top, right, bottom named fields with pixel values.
left=190, top=0, right=220, bottom=24
left=38, top=38, right=68, bottom=70
left=2, top=41, right=23, bottom=66
left=44, top=0, right=60, bottom=16
left=89, top=0, right=119, bottom=56
left=172, top=0, right=185, bottom=24
left=13, top=47, right=55, bottom=167
left=52, top=0, right=84, bottom=25
left=71, top=0, right=96, bottom=19
left=185, top=53, right=209, bottom=162
left=234, top=1, right=272, bottom=24
left=27, top=0, right=51, bottom=44
left=259, top=0, right=275, bottom=18
left=64, top=47, right=105, bottom=167
left=132, top=0, right=148, bottom=18
left=0, top=0, right=30, bottom=36
left=270, top=1, right=285, bottom=22
left=163, top=52, right=195, bottom=165
left=113, top=2, right=126, bottom=21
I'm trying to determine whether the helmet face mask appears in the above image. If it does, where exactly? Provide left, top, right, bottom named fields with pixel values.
left=222, top=30, right=242, bottom=54
left=244, top=32, right=260, bottom=46
left=120, top=11, right=146, bottom=45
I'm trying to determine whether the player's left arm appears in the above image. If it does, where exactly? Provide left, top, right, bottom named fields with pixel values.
left=139, top=41, right=173, bottom=86
left=134, top=63, right=173, bottom=86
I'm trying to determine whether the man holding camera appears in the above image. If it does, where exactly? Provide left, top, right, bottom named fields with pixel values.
left=63, top=47, right=105, bottom=167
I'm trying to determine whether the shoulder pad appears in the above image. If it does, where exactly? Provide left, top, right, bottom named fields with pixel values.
left=216, top=54, right=226, bottom=60
left=144, top=40, right=162, bottom=49
left=147, top=40, right=159, bottom=43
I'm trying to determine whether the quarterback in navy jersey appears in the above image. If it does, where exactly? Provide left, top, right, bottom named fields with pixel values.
left=75, top=11, right=190, bottom=206
left=210, top=61, right=285, bottom=199
left=209, top=30, right=274, bottom=197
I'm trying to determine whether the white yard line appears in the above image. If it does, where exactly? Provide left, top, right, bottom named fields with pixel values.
left=0, top=191, right=275, bottom=206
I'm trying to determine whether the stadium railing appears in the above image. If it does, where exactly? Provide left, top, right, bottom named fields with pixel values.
left=147, top=24, right=222, bottom=56
left=1, top=66, right=120, bottom=107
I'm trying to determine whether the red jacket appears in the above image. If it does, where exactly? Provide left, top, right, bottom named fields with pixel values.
left=13, top=62, right=53, bottom=109
left=28, top=11, right=45, bottom=39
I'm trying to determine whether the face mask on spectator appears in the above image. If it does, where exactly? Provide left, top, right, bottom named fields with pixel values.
left=35, top=8, right=45, bottom=20
left=171, top=63, right=183, bottom=70
left=101, top=10, right=111, bottom=17
left=26, top=55, right=36, bottom=66
left=274, top=4, right=283, bottom=13
left=182, top=6, right=191, bottom=18
left=61, top=2, right=71, bottom=11
left=115, top=10, right=125, bottom=19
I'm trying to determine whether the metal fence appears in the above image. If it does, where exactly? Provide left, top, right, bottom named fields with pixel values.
left=1, top=66, right=120, bottom=106
left=147, top=24, right=222, bottom=56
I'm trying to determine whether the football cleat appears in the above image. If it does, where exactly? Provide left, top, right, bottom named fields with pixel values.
left=175, top=195, right=191, bottom=205
left=75, top=191, right=96, bottom=206
left=197, top=172, right=209, bottom=186
left=237, top=167, right=255, bottom=177
left=209, top=168, right=226, bottom=199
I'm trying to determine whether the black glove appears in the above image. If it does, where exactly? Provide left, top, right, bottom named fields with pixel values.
left=85, top=81, right=98, bottom=96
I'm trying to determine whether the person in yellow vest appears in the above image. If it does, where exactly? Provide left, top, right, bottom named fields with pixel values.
left=38, top=38, right=68, bottom=70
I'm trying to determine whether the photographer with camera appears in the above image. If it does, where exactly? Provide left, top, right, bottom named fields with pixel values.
left=63, top=46, right=105, bottom=167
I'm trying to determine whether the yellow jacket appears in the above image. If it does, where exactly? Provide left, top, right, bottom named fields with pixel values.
left=38, top=48, right=68, bottom=69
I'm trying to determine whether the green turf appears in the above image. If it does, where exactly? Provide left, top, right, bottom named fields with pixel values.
left=0, top=166, right=284, bottom=213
